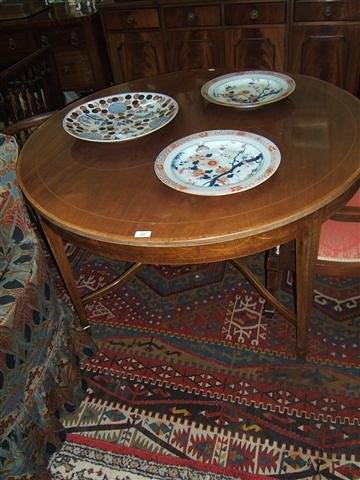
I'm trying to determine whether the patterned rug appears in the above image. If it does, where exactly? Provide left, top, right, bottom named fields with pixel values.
left=49, top=248, right=360, bottom=480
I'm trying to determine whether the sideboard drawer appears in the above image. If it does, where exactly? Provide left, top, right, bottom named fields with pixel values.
left=102, top=9, right=160, bottom=30
left=0, top=31, right=36, bottom=55
left=295, top=1, right=360, bottom=22
left=225, top=2, right=286, bottom=25
left=36, top=27, right=86, bottom=49
left=164, top=6, right=221, bottom=28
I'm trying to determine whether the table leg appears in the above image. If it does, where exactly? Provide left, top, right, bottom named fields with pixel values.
left=38, top=217, right=90, bottom=329
left=295, top=218, right=321, bottom=359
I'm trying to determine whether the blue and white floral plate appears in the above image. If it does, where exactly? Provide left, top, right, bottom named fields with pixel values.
left=201, top=71, right=295, bottom=109
left=63, top=92, right=178, bottom=142
left=154, top=130, right=281, bottom=196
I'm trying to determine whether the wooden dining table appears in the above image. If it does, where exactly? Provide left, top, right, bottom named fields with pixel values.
left=17, top=69, right=360, bottom=358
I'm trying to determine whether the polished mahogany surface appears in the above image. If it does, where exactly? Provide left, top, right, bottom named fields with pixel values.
left=18, top=70, right=360, bottom=254
left=16, top=69, right=360, bottom=356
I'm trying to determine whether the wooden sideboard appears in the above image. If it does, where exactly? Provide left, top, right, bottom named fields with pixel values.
left=0, top=0, right=359, bottom=95
left=290, top=0, right=360, bottom=95
left=99, top=0, right=360, bottom=96
left=0, top=4, right=110, bottom=91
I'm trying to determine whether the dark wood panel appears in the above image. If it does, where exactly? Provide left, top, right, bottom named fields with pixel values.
left=290, top=25, right=360, bottom=94
left=225, top=2, right=286, bottom=25
left=107, top=31, right=167, bottom=83
left=35, top=27, right=86, bottom=49
left=164, top=5, right=221, bottom=28
left=167, top=30, right=225, bottom=71
left=0, top=1, right=50, bottom=20
left=226, top=27, right=285, bottom=71
left=102, top=9, right=159, bottom=30
left=295, top=0, right=360, bottom=22
left=0, top=30, right=36, bottom=56
left=55, top=50, right=95, bottom=91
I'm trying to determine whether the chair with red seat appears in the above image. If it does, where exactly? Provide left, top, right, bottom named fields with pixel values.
left=265, top=189, right=360, bottom=315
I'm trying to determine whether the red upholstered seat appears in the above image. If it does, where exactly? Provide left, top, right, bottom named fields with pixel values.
left=318, top=188, right=360, bottom=262
left=346, top=189, right=360, bottom=207
left=318, top=218, right=360, bottom=262
left=265, top=189, right=359, bottom=329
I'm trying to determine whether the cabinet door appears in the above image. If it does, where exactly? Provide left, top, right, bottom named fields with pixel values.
left=225, top=27, right=285, bottom=72
left=167, top=30, right=225, bottom=71
left=290, top=25, right=360, bottom=94
left=107, top=31, right=167, bottom=83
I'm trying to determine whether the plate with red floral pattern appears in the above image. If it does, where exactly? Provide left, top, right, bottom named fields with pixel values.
left=154, top=130, right=281, bottom=196
left=201, top=71, right=295, bottom=109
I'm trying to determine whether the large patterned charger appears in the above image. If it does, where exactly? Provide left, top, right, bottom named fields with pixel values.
left=154, top=130, right=281, bottom=196
left=63, top=92, right=178, bottom=142
left=201, top=71, right=296, bottom=109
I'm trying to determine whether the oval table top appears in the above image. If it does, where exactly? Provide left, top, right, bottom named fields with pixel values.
left=17, top=70, right=360, bottom=250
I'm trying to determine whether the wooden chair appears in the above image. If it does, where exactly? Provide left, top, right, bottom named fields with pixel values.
left=0, top=46, right=64, bottom=142
left=265, top=190, right=360, bottom=313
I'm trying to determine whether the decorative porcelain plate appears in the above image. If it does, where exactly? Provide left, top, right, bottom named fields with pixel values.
left=201, top=71, right=296, bottom=109
left=63, top=92, right=178, bottom=142
left=154, top=130, right=281, bottom=196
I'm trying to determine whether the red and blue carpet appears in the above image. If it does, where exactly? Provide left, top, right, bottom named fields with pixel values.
left=49, top=249, right=360, bottom=480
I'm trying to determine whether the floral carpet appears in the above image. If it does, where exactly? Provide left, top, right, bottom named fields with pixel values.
left=49, top=248, right=360, bottom=480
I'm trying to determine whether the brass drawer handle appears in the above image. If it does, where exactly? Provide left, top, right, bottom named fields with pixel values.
left=187, top=11, right=196, bottom=23
left=324, top=4, right=332, bottom=17
left=70, top=31, right=79, bottom=46
left=40, top=35, right=49, bottom=47
left=63, top=65, right=71, bottom=75
left=8, top=37, right=16, bottom=50
left=126, top=15, right=135, bottom=25
left=250, top=8, right=260, bottom=20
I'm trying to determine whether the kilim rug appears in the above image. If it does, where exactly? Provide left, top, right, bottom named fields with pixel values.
left=49, top=247, right=360, bottom=480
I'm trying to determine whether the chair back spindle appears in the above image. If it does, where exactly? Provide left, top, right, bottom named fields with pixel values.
left=0, top=46, right=64, bottom=142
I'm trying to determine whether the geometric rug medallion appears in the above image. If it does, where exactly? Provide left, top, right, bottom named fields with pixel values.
left=49, top=249, right=360, bottom=480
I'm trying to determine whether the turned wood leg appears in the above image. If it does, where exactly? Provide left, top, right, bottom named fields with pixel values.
left=295, top=219, right=321, bottom=359
left=38, top=217, right=90, bottom=329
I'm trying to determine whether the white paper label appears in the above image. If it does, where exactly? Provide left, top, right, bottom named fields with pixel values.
left=134, top=230, right=152, bottom=238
